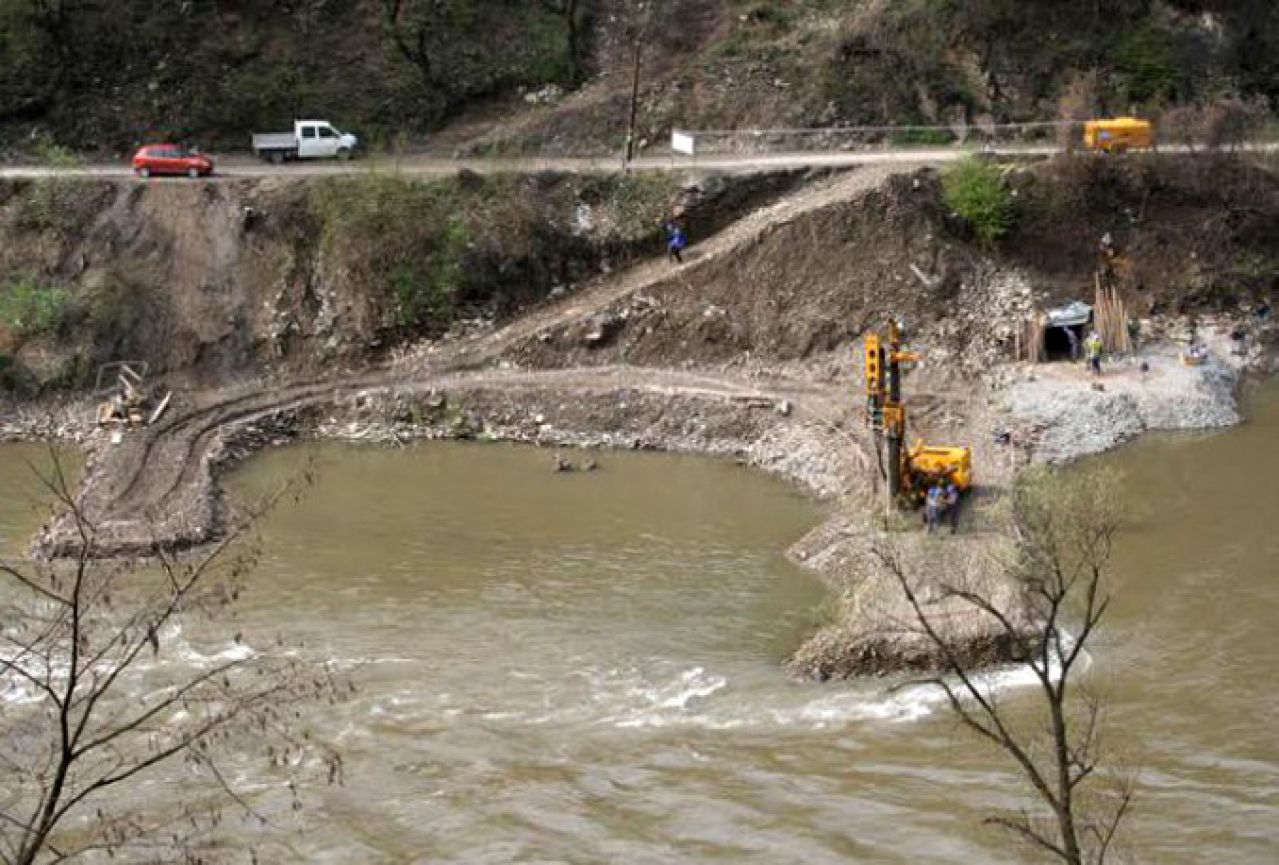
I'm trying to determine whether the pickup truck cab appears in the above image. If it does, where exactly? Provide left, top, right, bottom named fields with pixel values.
left=251, top=120, right=358, bottom=164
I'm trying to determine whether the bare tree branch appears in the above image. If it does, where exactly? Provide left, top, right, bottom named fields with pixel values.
left=1, top=449, right=342, bottom=864
left=876, top=465, right=1131, bottom=864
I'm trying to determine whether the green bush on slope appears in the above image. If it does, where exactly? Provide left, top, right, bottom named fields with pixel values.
left=0, top=277, right=72, bottom=339
left=942, top=158, right=1015, bottom=246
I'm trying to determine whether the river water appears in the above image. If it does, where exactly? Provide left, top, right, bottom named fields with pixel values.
left=1, top=386, right=1277, bottom=863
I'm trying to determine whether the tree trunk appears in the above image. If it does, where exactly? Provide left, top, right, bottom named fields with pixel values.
left=566, top=0, right=581, bottom=86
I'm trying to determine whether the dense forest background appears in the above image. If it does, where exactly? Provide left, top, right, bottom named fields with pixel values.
left=2, top=0, right=1278, bottom=154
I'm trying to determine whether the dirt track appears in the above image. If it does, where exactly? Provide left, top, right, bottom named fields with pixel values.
left=0, top=149, right=996, bottom=181
left=37, top=166, right=913, bottom=558
left=4, top=142, right=1273, bottom=183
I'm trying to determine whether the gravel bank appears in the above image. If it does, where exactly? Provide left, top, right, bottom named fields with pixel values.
left=999, top=348, right=1241, bottom=463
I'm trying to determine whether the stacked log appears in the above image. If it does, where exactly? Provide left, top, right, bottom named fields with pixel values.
left=1015, top=311, right=1047, bottom=363
left=1093, top=275, right=1131, bottom=353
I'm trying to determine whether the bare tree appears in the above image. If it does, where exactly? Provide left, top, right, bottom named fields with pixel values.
left=0, top=451, right=344, bottom=864
left=619, top=0, right=661, bottom=166
left=876, top=466, right=1133, bottom=864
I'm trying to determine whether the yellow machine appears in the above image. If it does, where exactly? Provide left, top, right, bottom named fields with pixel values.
left=864, top=321, right=972, bottom=505
left=1083, top=117, right=1155, bottom=153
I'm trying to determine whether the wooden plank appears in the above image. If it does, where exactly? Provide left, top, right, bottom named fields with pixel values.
left=148, top=391, right=172, bottom=426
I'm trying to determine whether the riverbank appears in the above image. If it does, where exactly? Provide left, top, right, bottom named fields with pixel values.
left=4, top=314, right=1264, bottom=679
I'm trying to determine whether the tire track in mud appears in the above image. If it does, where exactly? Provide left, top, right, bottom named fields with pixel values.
left=44, top=166, right=914, bottom=557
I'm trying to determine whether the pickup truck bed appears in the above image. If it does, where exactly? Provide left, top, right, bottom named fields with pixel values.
left=251, top=133, right=297, bottom=151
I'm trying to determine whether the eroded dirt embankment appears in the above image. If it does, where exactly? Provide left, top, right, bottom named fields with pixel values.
left=6, top=155, right=1279, bottom=677
left=0, top=167, right=808, bottom=391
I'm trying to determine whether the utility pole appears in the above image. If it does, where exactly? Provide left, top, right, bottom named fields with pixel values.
left=624, top=36, right=643, bottom=169
left=622, top=0, right=652, bottom=170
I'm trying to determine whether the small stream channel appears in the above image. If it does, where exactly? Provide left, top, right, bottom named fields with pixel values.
left=1, top=385, right=1277, bottom=863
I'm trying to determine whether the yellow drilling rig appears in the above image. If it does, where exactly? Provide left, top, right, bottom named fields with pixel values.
left=864, top=321, right=973, bottom=505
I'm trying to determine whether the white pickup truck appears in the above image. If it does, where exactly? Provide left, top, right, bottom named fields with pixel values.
left=251, top=120, right=359, bottom=163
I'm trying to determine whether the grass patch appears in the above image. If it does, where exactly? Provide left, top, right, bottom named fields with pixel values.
left=390, top=217, right=469, bottom=328
left=891, top=128, right=957, bottom=147
left=0, top=276, right=72, bottom=339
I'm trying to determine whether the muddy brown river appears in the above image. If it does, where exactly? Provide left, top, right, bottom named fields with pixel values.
left=1, top=385, right=1277, bottom=862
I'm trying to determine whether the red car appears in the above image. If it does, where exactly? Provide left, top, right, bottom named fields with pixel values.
left=131, top=144, right=214, bottom=178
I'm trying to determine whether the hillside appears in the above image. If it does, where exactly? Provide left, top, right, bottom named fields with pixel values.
left=3, top=151, right=1277, bottom=397
left=2, top=0, right=1279, bottom=157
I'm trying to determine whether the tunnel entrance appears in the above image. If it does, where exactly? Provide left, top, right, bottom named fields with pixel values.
left=1043, top=324, right=1085, bottom=361
left=1040, top=301, right=1094, bottom=363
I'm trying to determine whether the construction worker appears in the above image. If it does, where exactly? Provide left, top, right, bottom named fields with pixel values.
left=923, top=483, right=943, bottom=533
left=1085, top=330, right=1103, bottom=376
left=943, top=482, right=960, bottom=534
left=664, top=220, right=688, bottom=264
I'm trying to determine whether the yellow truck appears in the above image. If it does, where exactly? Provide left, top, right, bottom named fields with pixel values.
left=1083, top=117, right=1155, bottom=153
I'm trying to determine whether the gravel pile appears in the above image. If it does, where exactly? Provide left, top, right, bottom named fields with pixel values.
left=1000, top=350, right=1240, bottom=462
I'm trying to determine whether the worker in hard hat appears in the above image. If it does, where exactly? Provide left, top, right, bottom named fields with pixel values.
left=1085, top=330, right=1103, bottom=376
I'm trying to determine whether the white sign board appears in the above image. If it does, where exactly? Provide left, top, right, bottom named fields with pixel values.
left=671, top=131, right=696, bottom=155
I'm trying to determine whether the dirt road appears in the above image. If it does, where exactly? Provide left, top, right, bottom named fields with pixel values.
left=36, top=166, right=907, bottom=557
left=0, top=147, right=1031, bottom=181
left=5, top=142, right=1275, bottom=182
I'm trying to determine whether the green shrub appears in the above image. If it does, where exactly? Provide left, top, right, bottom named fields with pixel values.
left=942, top=157, right=1015, bottom=246
left=313, top=175, right=478, bottom=333
left=17, top=178, right=106, bottom=235
left=391, top=217, right=468, bottom=329
left=312, top=171, right=680, bottom=337
left=606, top=173, right=681, bottom=240
left=0, top=277, right=72, bottom=338
left=33, top=139, right=84, bottom=169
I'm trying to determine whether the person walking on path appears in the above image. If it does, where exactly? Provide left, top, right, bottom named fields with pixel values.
left=664, top=220, right=688, bottom=264
left=1085, top=330, right=1103, bottom=376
